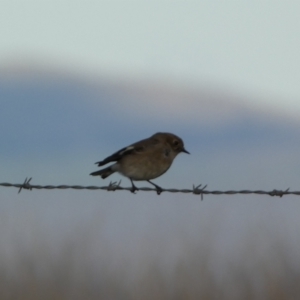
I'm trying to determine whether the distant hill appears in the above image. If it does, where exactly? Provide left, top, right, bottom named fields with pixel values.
left=1, top=64, right=299, bottom=159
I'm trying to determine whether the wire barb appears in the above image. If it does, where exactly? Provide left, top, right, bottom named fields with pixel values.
left=18, top=177, right=32, bottom=194
left=269, top=188, right=290, bottom=198
left=192, top=184, right=207, bottom=200
left=107, top=180, right=122, bottom=191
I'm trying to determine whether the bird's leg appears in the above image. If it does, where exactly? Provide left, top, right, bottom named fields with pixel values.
left=147, top=180, right=163, bottom=195
left=130, top=178, right=139, bottom=194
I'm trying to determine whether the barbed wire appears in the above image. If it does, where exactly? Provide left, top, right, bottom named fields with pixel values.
left=0, top=177, right=299, bottom=200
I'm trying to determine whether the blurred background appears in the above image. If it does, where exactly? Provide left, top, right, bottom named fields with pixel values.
left=1, top=2, right=300, bottom=299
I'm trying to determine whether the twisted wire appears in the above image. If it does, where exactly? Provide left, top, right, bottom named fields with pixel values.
left=0, top=178, right=298, bottom=199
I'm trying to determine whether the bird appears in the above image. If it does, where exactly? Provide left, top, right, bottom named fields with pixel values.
left=90, top=132, right=189, bottom=194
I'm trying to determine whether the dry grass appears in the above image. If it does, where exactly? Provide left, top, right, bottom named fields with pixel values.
left=0, top=234, right=299, bottom=300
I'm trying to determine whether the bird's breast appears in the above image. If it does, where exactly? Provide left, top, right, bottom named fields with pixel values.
left=118, top=151, right=174, bottom=180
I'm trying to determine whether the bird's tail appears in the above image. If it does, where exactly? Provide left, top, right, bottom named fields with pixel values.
left=90, top=166, right=115, bottom=179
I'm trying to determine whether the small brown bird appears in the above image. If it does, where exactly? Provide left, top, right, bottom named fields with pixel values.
left=90, top=132, right=189, bottom=194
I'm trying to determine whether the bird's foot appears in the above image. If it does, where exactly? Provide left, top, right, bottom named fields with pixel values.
left=155, top=186, right=162, bottom=195
left=130, top=185, right=139, bottom=194
left=147, top=180, right=163, bottom=195
left=130, top=179, right=139, bottom=194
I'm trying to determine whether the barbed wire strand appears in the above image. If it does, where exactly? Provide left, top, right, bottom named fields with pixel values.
left=0, top=177, right=299, bottom=199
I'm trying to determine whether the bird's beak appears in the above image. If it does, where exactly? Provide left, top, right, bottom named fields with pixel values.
left=182, top=148, right=190, bottom=154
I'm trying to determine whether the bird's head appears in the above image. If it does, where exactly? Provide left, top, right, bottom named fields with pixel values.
left=152, top=132, right=190, bottom=155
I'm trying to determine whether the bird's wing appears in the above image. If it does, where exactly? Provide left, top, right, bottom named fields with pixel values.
left=95, top=137, right=160, bottom=166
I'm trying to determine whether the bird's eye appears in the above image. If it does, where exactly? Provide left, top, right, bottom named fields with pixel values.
left=173, top=140, right=179, bottom=146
